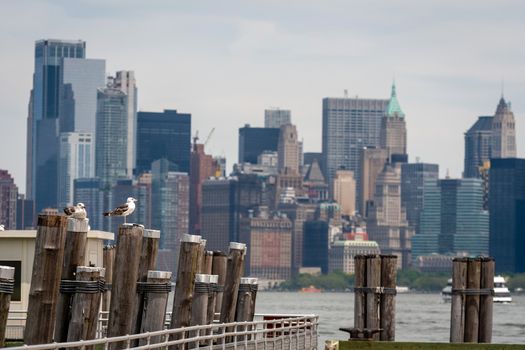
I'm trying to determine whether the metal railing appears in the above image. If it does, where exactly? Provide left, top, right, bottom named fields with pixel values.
left=5, top=313, right=318, bottom=350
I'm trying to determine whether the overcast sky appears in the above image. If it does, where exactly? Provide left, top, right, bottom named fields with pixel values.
left=1, top=0, right=524, bottom=193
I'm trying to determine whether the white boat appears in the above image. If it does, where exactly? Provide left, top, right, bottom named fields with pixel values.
left=441, top=276, right=512, bottom=303
left=493, top=276, right=512, bottom=303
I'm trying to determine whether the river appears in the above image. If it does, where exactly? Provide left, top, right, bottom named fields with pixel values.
left=255, top=292, right=525, bottom=346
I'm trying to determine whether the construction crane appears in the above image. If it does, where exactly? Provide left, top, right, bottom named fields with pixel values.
left=203, top=127, right=215, bottom=147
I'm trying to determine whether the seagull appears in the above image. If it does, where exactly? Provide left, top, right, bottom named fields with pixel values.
left=63, top=203, right=87, bottom=219
left=103, top=197, right=137, bottom=224
left=0, top=225, right=4, bottom=231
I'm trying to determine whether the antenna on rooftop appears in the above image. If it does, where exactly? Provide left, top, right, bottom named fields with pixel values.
left=344, top=89, right=348, bottom=98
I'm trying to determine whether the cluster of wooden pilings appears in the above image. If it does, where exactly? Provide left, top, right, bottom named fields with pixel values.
left=450, top=257, right=494, bottom=344
left=171, top=238, right=259, bottom=348
left=0, top=215, right=260, bottom=348
left=347, top=254, right=397, bottom=341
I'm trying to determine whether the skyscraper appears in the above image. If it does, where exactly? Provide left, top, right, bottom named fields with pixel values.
left=112, top=71, right=138, bottom=177
left=489, top=158, right=525, bottom=273
left=152, top=159, right=189, bottom=272
left=95, top=85, right=128, bottom=187
left=201, top=178, right=236, bottom=252
left=58, top=58, right=106, bottom=134
left=400, top=163, right=439, bottom=235
left=359, top=147, right=389, bottom=216
left=491, top=97, right=517, bottom=159
left=0, top=170, right=18, bottom=229
left=380, top=82, right=407, bottom=159
left=413, top=178, right=489, bottom=262
left=277, top=124, right=300, bottom=174
left=367, top=164, right=413, bottom=269
left=27, top=39, right=86, bottom=211
left=303, top=220, right=329, bottom=274
left=463, top=116, right=493, bottom=178
left=58, top=132, right=95, bottom=208
left=238, top=125, right=280, bottom=164
left=332, top=170, right=356, bottom=217
left=322, top=96, right=389, bottom=198
left=239, top=210, right=293, bottom=280
left=265, top=108, right=291, bottom=128
left=190, top=143, right=217, bottom=234
left=135, top=110, right=191, bottom=175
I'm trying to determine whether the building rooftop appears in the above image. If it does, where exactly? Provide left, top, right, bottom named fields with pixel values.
left=386, top=81, right=405, bottom=118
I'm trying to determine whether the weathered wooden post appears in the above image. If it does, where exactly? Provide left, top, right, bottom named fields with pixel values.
left=203, top=251, right=213, bottom=274
left=170, top=234, right=202, bottom=350
left=67, top=266, right=105, bottom=347
left=24, top=215, right=68, bottom=345
left=248, top=277, right=258, bottom=322
left=138, top=271, right=172, bottom=346
left=380, top=255, right=397, bottom=341
left=55, top=217, right=89, bottom=342
left=464, top=257, right=481, bottom=343
left=0, top=266, right=15, bottom=348
left=190, top=274, right=211, bottom=348
left=353, top=255, right=367, bottom=331
left=212, top=251, right=228, bottom=319
left=220, top=242, right=246, bottom=326
left=102, top=246, right=115, bottom=312
left=207, top=274, right=218, bottom=326
left=197, top=239, right=207, bottom=273
left=107, top=223, right=144, bottom=350
left=365, top=254, right=381, bottom=340
left=479, top=257, right=495, bottom=343
left=450, top=257, right=468, bottom=343
left=132, top=229, right=160, bottom=336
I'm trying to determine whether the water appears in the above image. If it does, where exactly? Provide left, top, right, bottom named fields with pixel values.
left=255, top=292, right=525, bottom=346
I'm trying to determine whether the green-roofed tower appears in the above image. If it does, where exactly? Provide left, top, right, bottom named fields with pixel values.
left=380, top=81, right=407, bottom=160
left=386, top=81, right=405, bottom=118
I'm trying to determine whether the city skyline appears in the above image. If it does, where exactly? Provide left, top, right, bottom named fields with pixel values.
left=1, top=1, right=525, bottom=193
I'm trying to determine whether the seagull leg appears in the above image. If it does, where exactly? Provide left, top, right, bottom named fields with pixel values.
left=124, top=216, right=127, bottom=224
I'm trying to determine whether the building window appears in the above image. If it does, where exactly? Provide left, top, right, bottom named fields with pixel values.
left=0, top=261, right=21, bottom=301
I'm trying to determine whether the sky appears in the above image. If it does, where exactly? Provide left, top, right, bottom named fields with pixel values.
left=1, top=0, right=524, bottom=193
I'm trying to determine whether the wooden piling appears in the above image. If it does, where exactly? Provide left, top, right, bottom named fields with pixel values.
left=67, top=266, right=105, bottom=348
left=197, top=239, right=207, bottom=273
left=380, top=255, right=397, bottom=341
left=0, top=266, right=15, bottom=348
left=365, top=254, right=381, bottom=340
left=354, top=255, right=367, bottom=331
left=139, top=271, right=172, bottom=346
left=102, top=246, right=115, bottom=312
left=464, top=257, right=481, bottom=343
left=207, top=274, right=219, bottom=327
left=203, top=251, right=213, bottom=274
left=55, top=218, right=89, bottom=343
left=212, top=251, right=228, bottom=319
left=107, top=224, right=144, bottom=349
left=479, top=257, right=494, bottom=343
left=220, top=242, right=246, bottom=325
left=24, top=215, right=68, bottom=345
left=190, top=274, right=211, bottom=347
left=235, top=277, right=257, bottom=341
left=169, top=234, right=202, bottom=350
left=132, top=229, right=160, bottom=336
left=450, top=257, right=468, bottom=343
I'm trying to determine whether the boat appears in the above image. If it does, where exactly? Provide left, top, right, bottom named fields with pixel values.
left=493, top=276, right=512, bottom=303
left=442, top=279, right=452, bottom=302
left=300, top=285, right=321, bottom=293
left=441, top=276, right=512, bottom=303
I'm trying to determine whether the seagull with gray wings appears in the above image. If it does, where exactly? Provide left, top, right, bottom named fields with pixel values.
left=63, top=203, right=87, bottom=219
left=103, top=197, right=137, bottom=223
